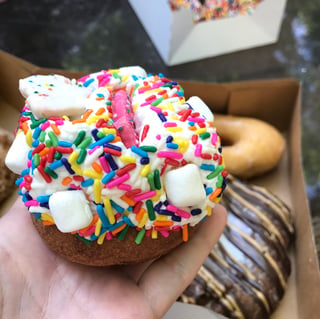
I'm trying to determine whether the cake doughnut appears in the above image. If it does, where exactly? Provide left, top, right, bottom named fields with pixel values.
left=213, top=115, right=285, bottom=179
left=5, top=67, right=228, bottom=266
left=180, top=176, right=295, bottom=319
left=0, top=128, right=17, bottom=205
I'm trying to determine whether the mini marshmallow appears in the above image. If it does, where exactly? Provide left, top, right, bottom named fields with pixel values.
left=119, top=66, right=147, bottom=79
left=5, top=131, right=31, bottom=174
left=164, top=164, right=206, bottom=207
left=19, top=74, right=91, bottom=119
left=49, top=190, right=93, bottom=233
left=134, top=106, right=163, bottom=144
left=185, top=96, right=214, bottom=122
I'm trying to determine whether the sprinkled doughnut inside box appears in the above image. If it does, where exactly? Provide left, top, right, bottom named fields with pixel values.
left=169, top=0, right=265, bottom=23
left=5, top=67, right=227, bottom=265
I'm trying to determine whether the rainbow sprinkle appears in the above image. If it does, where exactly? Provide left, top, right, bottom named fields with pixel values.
left=169, top=0, right=264, bottom=23
left=13, top=68, right=228, bottom=246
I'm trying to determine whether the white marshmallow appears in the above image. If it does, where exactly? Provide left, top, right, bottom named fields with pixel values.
left=19, top=74, right=91, bottom=119
left=185, top=96, right=214, bottom=122
left=134, top=106, right=163, bottom=144
left=164, top=164, right=206, bottom=207
left=119, top=66, right=147, bottom=79
left=49, top=190, right=93, bottom=233
left=5, top=131, right=31, bottom=174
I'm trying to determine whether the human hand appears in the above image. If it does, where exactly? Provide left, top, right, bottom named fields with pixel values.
left=0, top=199, right=227, bottom=319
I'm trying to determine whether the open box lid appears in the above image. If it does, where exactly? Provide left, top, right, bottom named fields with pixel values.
left=0, top=50, right=319, bottom=318
left=128, top=0, right=287, bottom=65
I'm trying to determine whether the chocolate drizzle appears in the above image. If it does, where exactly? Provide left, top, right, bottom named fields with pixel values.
left=179, top=176, right=295, bottom=319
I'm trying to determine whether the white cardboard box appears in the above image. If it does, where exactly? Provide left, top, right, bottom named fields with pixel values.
left=129, top=0, right=287, bottom=65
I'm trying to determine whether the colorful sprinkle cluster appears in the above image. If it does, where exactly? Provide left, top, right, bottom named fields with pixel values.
left=11, top=68, right=228, bottom=246
left=169, top=0, right=264, bottom=22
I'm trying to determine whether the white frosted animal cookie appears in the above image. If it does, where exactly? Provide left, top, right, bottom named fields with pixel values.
left=19, top=74, right=92, bottom=119
left=6, top=67, right=228, bottom=265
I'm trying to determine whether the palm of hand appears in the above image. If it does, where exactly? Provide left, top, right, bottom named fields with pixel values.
left=0, top=200, right=226, bottom=319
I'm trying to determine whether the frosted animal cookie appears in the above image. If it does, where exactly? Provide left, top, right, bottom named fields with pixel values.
left=5, top=67, right=228, bottom=266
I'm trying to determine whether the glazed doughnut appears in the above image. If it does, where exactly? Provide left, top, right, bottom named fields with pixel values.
left=5, top=67, right=228, bottom=266
left=213, top=115, right=285, bottom=179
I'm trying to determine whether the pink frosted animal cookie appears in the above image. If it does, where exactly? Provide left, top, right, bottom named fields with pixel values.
left=5, top=67, right=228, bottom=266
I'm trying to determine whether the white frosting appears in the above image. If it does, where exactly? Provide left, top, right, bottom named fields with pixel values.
left=6, top=67, right=226, bottom=242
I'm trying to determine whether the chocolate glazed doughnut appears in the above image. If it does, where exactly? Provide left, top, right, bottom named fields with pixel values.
left=5, top=67, right=227, bottom=266
left=180, top=176, right=295, bottom=319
